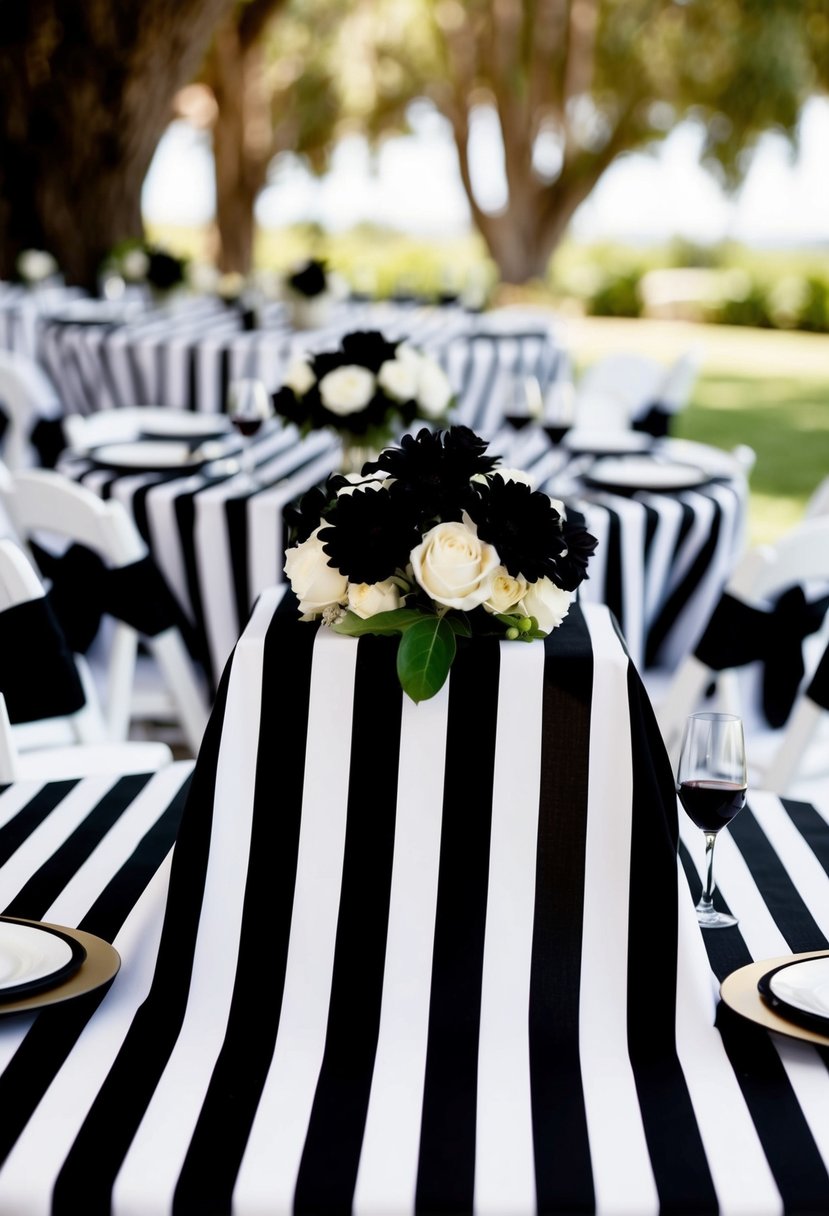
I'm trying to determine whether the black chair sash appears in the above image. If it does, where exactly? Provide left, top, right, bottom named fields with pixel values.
left=30, top=541, right=180, bottom=655
left=29, top=416, right=67, bottom=469
left=805, top=641, right=829, bottom=713
left=695, top=586, right=829, bottom=728
left=632, top=403, right=671, bottom=438
left=0, top=597, right=86, bottom=724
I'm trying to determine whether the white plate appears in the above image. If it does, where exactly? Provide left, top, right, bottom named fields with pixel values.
left=0, top=920, right=81, bottom=996
left=584, top=456, right=709, bottom=492
left=768, top=957, right=829, bottom=1018
left=565, top=429, right=652, bottom=455
left=91, top=440, right=199, bottom=471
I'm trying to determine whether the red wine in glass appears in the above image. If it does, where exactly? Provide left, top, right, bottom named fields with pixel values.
left=678, top=779, right=747, bottom=833
left=232, top=416, right=264, bottom=437
left=676, top=712, right=747, bottom=929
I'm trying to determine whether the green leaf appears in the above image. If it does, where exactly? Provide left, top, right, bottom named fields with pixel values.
left=331, top=608, right=425, bottom=637
left=396, top=616, right=456, bottom=703
left=445, top=613, right=472, bottom=637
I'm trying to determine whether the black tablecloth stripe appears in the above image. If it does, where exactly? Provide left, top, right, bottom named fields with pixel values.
left=294, top=635, right=403, bottom=1213
left=716, top=1002, right=829, bottom=1211
left=782, top=799, right=829, bottom=875
left=0, top=780, right=78, bottom=866
left=646, top=491, right=724, bottom=666
left=173, top=611, right=319, bottom=1214
left=3, top=774, right=153, bottom=921
left=52, top=667, right=231, bottom=1212
left=529, top=608, right=595, bottom=1213
left=625, top=663, right=719, bottom=1211
left=0, top=770, right=189, bottom=1175
left=729, top=808, right=829, bottom=952
left=415, top=638, right=500, bottom=1215
left=225, top=494, right=250, bottom=634
left=602, top=507, right=624, bottom=635
left=174, top=488, right=214, bottom=681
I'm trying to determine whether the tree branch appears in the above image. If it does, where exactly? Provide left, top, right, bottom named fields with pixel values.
left=238, top=0, right=287, bottom=51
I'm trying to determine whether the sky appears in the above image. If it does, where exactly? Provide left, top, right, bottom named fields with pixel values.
left=142, top=95, right=829, bottom=248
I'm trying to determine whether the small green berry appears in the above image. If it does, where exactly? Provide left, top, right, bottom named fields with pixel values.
left=506, top=626, right=520, bottom=640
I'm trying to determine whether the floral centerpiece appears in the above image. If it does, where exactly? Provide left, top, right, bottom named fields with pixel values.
left=273, top=329, right=455, bottom=471
left=102, top=240, right=188, bottom=303
left=283, top=425, right=599, bottom=702
left=281, top=257, right=344, bottom=329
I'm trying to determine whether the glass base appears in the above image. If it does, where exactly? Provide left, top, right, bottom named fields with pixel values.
left=695, top=904, right=738, bottom=929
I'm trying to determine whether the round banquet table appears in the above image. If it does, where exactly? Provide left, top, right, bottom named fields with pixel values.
left=37, top=295, right=564, bottom=418
left=59, top=418, right=748, bottom=691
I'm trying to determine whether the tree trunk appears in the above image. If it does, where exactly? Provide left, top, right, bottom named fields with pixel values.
left=206, top=3, right=283, bottom=275
left=0, top=0, right=236, bottom=290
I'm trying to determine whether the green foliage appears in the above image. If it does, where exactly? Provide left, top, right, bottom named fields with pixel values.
left=396, top=615, right=457, bottom=703
left=585, top=270, right=643, bottom=319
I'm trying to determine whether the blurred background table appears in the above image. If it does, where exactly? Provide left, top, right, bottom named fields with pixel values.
left=37, top=296, right=565, bottom=418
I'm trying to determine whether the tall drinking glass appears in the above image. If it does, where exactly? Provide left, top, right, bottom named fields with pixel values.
left=226, top=378, right=273, bottom=486
left=676, top=712, right=747, bottom=929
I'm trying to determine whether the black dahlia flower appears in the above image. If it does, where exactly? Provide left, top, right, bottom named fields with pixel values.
left=468, top=474, right=566, bottom=581
left=318, top=484, right=421, bottom=585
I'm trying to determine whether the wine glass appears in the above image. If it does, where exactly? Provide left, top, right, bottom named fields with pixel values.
left=677, top=712, right=747, bottom=929
left=542, top=378, right=577, bottom=444
left=504, top=373, right=544, bottom=430
left=226, top=378, right=273, bottom=486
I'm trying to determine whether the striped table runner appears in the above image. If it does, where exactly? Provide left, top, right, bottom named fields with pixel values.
left=0, top=600, right=827, bottom=1211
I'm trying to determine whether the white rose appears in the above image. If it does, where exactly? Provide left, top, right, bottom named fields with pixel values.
left=17, top=249, right=57, bottom=283
left=410, top=518, right=500, bottom=610
left=416, top=357, right=453, bottom=418
left=284, top=357, right=316, bottom=396
left=483, top=567, right=528, bottom=615
left=318, top=364, right=375, bottom=416
left=283, top=526, right=347, bottom=618
left=377, top=355, right=420, bottom=402
left=217, top=271, right=246, bottom=299
left=347, top=579, right=401, bottom=619
left=336, top=471, right=387, bottom=496
left=122, top=248, right=150, bottom=281
left=492, top=466, right=536, bottom=489
left=187, top=261, right=220, bottom=293
left=520, top=578, right=573, bottom=633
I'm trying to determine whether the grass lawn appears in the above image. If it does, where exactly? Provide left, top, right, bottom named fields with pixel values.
left=561, top=315, right=829, bottom=546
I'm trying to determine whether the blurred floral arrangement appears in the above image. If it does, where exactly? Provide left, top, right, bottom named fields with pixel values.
left=102, top=240, right=188, bottom=298
left=283, top=425, right=598, bottom=702
left=15, top=249, right=59, bottom=286
left=273, top=329, right=455, bottom=453
left=280, top=256, right=347, bottom=328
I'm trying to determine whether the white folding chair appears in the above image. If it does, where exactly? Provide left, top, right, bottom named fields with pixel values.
left=0, top=465, right=210, bottom=755
left=761, top=639, right=829, bottom=795
left=0, top=350, right=65, bottom=470
left=0, top=539, right=173, bottom=781
left=655, top=515, right=829, bottom=789
left=574, top=353, right=666, bottom=431
left=805, top=475, right=829, bottom=520
left=657, top=345, right=704, bottom=418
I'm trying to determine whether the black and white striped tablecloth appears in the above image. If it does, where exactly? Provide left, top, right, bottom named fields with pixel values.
left=61, top=424, right=746, bottom=690
left=0, top=593, right=828, bottom=1213
left=39, top=297, right=564, bottom=418
left=0, top=284, right=83, bottom=360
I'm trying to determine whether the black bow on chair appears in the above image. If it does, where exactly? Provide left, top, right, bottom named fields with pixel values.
left=805, top=641, right=829, bottom=713
left=632, top=403, right=671, bottom=438
left=30, top=541, right=181, bottom=655
left=0, top=596, right=86, bottom=724
left=695, top=585, right=829, bottom=728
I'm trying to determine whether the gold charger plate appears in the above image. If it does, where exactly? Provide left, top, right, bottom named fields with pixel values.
left=0, top=919, right=120, bottom=1016
left=720, top=949, right=829, bottom=1047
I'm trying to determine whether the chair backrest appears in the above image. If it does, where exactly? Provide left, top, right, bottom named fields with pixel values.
left=761, top=637, right=829, bottom=793
left=805, top=475, right=829, bottom=520
left=575, top=353, right=666, bottom=430
left=657, top=345, right=704, bottom=414
left=657, top=515, right=829, bottom=764
left=0, top=465, right=209, bottom=753
left=0, top=350, right=63, bottom=470
left=0, top=538, right=102, bottom=779
left=0, top=465, right=146, bottom=566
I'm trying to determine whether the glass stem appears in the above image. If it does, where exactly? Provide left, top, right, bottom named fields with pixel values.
left=699, top=831, right=718, bottom=912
